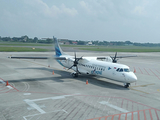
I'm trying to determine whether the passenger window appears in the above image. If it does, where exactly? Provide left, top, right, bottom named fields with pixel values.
left=119, top=68, right=123, bottom=72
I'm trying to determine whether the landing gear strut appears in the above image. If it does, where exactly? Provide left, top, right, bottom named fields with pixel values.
left=71, top=72, right=78, bottom=78
left=124, top=83, right=130, bottom=88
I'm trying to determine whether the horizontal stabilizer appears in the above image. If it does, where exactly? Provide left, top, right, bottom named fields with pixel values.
left=8, top=57, right=48, bottom=59
left=54, top=57, right=66, bottom=60
left=9, top=56, right=67, bottom=60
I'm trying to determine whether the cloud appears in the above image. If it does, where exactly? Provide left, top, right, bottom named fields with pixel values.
left=132, top=0, right=149, bottom=16
left=1, top=0, right=160, bottom=43
left=79, top=0, right=132, bottom=20
left=79, top=1, right=92, bottom=14
left=25, top=0, right=78, bottom=17
left=132, top=6, right=145, bottom=15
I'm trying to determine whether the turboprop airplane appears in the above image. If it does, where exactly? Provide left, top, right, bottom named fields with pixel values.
left=9, top=36, right=137, bottom=88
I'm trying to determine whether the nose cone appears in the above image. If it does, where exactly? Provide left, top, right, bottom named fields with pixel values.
left=129, top=72, right=137, bottom=82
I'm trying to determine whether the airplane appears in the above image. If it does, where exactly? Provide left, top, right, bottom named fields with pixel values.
left=9, top=36, right=137, bottom=88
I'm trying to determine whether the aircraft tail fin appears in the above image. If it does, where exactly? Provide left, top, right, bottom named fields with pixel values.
left=54, top=36, right=65, bottom=56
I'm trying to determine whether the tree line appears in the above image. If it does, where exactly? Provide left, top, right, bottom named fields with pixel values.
left=0, top=35, right=53, bottom=44
left=0, top=35, right=160, bottom=47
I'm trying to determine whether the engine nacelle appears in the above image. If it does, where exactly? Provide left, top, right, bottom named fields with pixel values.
left=98, top=56, right=112, bottom=62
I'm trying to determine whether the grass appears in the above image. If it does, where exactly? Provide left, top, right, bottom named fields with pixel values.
left=0, top=47, right=49, bottom=52
left=61, top=44, right=89, bottom=47
left=0, top=43, right=160, bottom=52
left=0, top=42, right=52, bottom=46
left=79, top=46, right=160, bottom=52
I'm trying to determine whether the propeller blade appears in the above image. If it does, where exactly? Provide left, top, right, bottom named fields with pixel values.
left=74, top=52, right=76, bottom=60
left=111, top=52, right=118, bottom=63
left=113, top=52, right=117, bottom=60
left=68, top=52, right=82, bottom=74
left=68, top=65, right=74, bottom=70
left=76, top=66, right=81, bottom=74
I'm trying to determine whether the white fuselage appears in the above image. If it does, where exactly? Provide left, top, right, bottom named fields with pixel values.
left=57, top=55, right=137, bottom=84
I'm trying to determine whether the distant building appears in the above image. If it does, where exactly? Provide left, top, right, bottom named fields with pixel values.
left=60, top=41, right=70, bottom=45
left=72, top=42, right=77, bottom=45
left=87, top=41, right=92, bottom=45
left=64, top=42, right=70, bottom=45
left=58, top=39, right=69, bottom=44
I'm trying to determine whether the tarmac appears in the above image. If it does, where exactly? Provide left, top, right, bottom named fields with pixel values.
left=0, top=52, right=160, bottom=120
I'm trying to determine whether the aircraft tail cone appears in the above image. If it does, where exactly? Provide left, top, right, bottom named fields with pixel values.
left=52, top=71, right=54, bottom=75
left=6, top=81, right=9, bottom=86
left=86, top=80, right=88, bottom=84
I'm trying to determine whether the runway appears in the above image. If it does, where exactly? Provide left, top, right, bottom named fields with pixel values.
left=0, top=52, right=160, bottom=120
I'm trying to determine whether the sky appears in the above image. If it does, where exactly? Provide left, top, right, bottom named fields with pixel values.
left=0, top=0, right=160, bottom=43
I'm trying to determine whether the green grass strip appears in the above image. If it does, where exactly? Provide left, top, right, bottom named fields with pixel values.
left=0, top=42, right=52, bottom=46
left=79, top=46, right=160, bottom=52
left=0, top=47, right=49, bottom=52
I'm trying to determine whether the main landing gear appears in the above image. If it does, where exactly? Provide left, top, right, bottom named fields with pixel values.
left=71, top=72, right=78, bottom=78
left=124, top=83, right=130, bottom=88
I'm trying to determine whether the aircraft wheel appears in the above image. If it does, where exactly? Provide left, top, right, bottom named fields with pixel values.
left=75, top=73, right=78, bottom=77
left=72, top=73, right=78, bottom=78
left=124, top=83, right=130, bottom=88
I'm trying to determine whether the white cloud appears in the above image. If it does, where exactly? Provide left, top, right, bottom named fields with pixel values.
left=132, top=0, right=149, bottom=16
left=60, top=4, right=78, bottom=16
left=25, top=0, right=78, bottom=17
left=1, top=0, right=160, bottom=42
left=133, top=6, right=145, bottom=15
left=79, top=1, right=92, bottom=14
left=79, top=0, right=130, bottom=19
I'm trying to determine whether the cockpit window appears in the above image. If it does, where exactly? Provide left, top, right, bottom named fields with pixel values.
left=119, top=68, right=123, bottom=72
left=116, top=68, right=120, bottom=71
left=116, top=68, right=130, bottom=72
left=124, top=68, right=130, bottom=72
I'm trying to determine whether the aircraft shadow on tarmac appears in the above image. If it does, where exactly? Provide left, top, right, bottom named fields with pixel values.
left=12, top=67, right=129, bottom=90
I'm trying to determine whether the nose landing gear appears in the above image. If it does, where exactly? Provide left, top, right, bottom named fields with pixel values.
left=124, top=83, right=130, bottom=88
left=71, top=72, right=78, bottom=78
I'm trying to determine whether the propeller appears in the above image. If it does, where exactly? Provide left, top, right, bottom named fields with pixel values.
left=68, top=52, right=82, bottom=74
left=110, top=52, right=118, bottom=63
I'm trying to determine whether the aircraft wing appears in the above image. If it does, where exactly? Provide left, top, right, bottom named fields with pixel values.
left=97, top=57, right=106, bottom=59
left=97, top=55, right=137, bottom=59
left=111, top=55, right=137, bottom=59
left=9, top=56, right=66, bottom=60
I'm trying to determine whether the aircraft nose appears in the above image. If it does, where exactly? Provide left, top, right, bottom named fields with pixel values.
left=129, top=73, right=137, bottom=82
